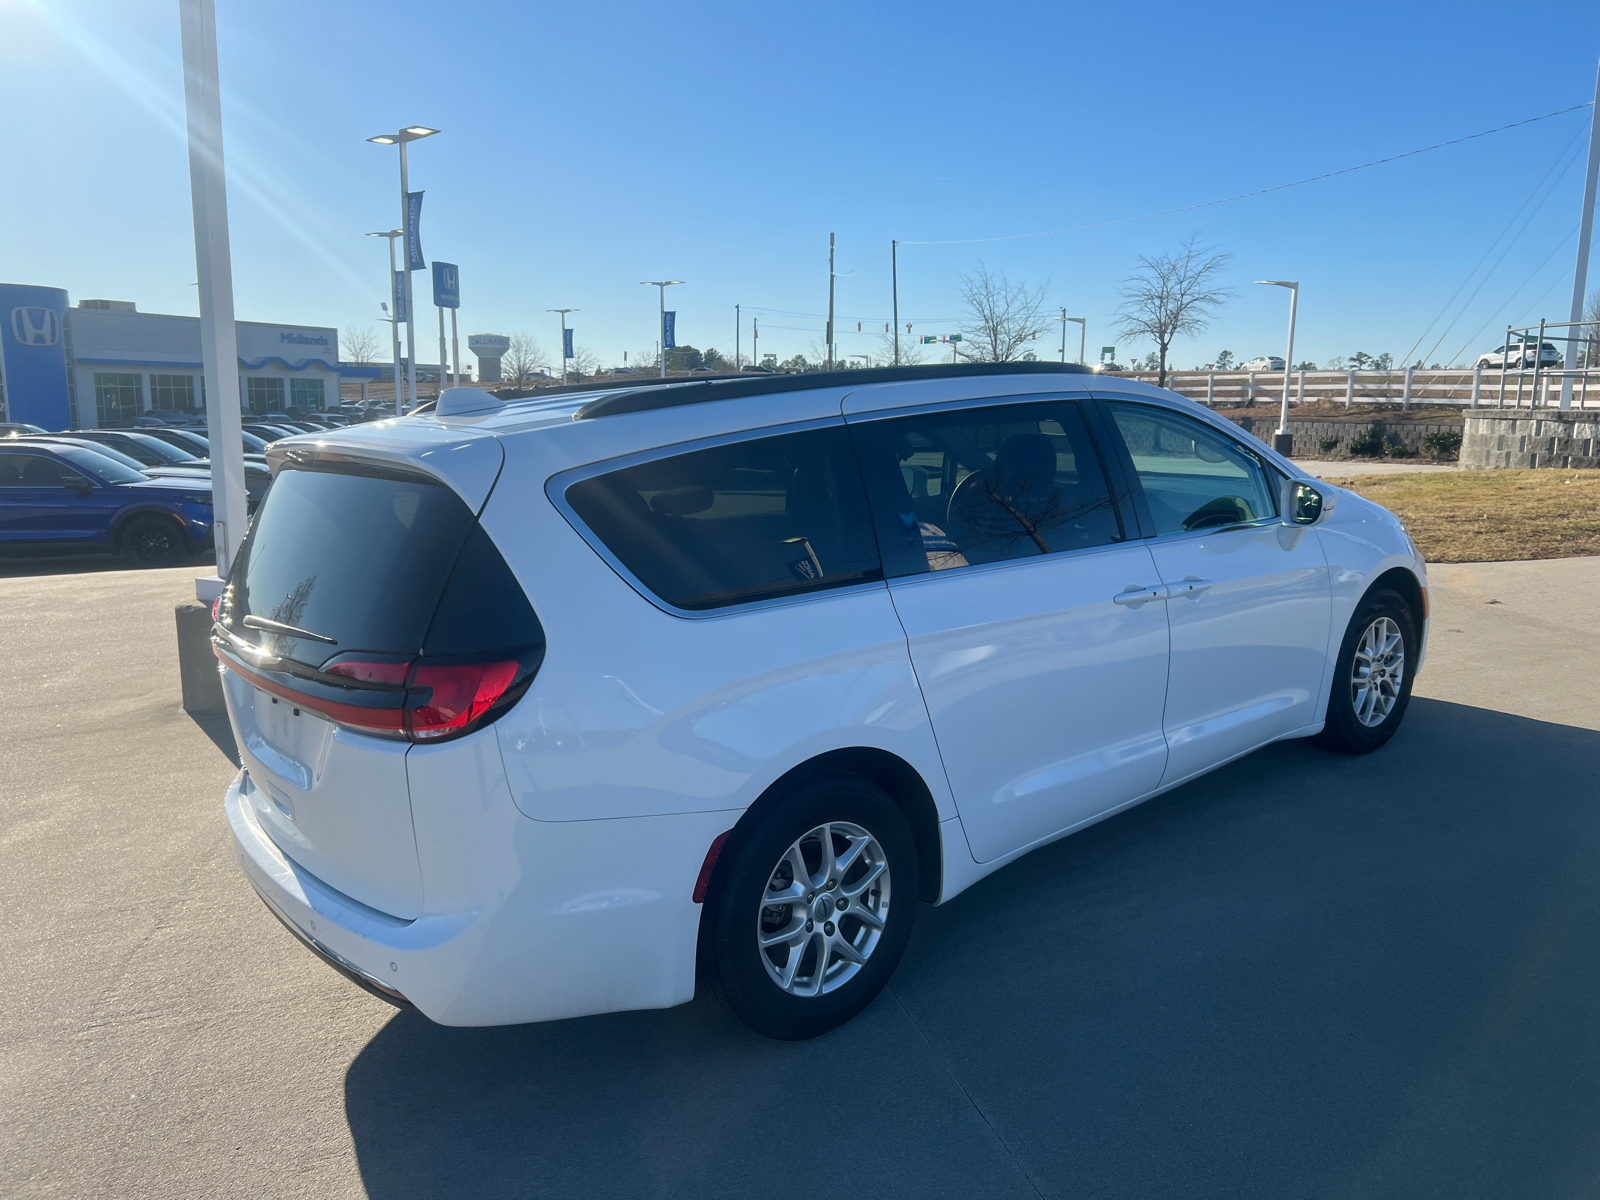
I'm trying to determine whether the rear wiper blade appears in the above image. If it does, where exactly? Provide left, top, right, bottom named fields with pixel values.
left=241, top=614, right=338, bottom=645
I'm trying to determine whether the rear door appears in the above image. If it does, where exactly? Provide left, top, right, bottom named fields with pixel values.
left=218, top=461, right=491, bottom=919
left=848, top=397, right=1171, bottom=864
left=1099, top=399, right=1331, bottom=785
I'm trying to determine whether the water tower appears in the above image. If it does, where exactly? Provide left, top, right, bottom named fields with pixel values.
left=468, top=333, right=511, bottom=382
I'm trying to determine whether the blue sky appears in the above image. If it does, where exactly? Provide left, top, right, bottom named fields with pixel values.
left=4, top=0, right=1600, bottom=372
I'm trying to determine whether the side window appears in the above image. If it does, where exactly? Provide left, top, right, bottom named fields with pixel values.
left=1107, top=402, right=1277, bottom=536
left=848, top=400, right=1123, bottom=579
left=565, top=425, right=881, bottom=611
left=0, top=453, right=83, bottom=488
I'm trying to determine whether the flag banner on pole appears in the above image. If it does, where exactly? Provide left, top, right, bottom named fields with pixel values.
left=663, top=311, right=677, bottom=349
left=392, top=270, right=408, bottom=322
left=563, top=328, right=574, bottom=359
left=431, top=262, right=459, bottom=309
left=406, top=192, right=426, bottom=270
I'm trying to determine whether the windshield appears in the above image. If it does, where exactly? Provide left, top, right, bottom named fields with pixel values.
left=240, top=431, right=269, bottom=453
left=56, top=445, right=147, bottom=485
left=54, top=440, right=149, bottom=472
left=128, top=434, right=200, bottom=464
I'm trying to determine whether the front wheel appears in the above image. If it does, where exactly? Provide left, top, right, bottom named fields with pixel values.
left=119, top=515, right=185, bottom=568
left=1315, top=586, right=1418, bottom=754
left=700, top=775, right=918, bottom=1039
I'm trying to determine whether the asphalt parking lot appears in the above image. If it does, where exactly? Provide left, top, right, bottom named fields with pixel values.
left=3, top=553, right=1599, bottom=1199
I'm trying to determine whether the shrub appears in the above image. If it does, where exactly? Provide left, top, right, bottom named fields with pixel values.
left=1318, top=435, right=1340, bottom=454
left=1384, top=440, right=1418, bottom=459
left=1349, top=427, right=1385, bottom=457
left=1424, top=429, right=1463, bottom=460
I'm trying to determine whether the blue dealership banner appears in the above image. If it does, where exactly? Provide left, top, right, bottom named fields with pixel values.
left=0, top=284, right=70, bottom=430
left=406, top=192, right=425, bottom=270
left=563, top=328, right=574, bottom=359
left=392, top=270, right=408, bottom=322
left=663, top=311, right=676, bottom=349
left=432, top=261, right=459, bottom=309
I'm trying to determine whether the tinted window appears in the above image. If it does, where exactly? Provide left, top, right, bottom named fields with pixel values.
left=224, top=466, right=476, bottom=668
left=0, top=452, right=93, bottom=488
left=566, top=426, right=881, bottom=611
left=57, top=446, right=146, bottom=485
left=849, top=400, right=1121, bottom=578
left=1107, top=403, right=1277, bottom=535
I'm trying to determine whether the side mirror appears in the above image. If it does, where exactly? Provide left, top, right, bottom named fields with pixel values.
left=1283, top=479, right=1325, bottom=525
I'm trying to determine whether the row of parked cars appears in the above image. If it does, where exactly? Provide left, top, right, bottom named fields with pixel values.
left=0, top=412, right=345, bottom=567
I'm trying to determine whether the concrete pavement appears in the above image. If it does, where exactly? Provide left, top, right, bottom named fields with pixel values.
left=1296, top=459, right=1461, bottom=478
left=3, top=554, right=1598, bottom=1198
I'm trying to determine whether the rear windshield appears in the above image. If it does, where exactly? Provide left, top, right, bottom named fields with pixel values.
left=224, top=465, right=475, bottom=667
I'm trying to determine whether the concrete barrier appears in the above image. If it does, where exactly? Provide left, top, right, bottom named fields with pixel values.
left=1461, top=411, right=1600, bottom=469
left=175, top=601, right=226, bottom=714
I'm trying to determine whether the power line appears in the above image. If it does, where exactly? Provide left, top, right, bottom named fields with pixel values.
left=899, top=102, right=1595, bottom=246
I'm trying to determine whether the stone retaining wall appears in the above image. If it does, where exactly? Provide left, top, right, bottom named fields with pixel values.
left=1461, top=411, right=1600, bottom=469
left=1221, top=414, right=1462, bottom=459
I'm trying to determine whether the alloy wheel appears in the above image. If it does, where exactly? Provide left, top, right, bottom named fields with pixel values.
left=757, top=821, right=891, bottom=997
left=1350, top=616, right=1405, bottom=727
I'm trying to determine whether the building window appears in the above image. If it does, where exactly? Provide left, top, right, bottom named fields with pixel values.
left=149, top=374, right=200, bottom=414
left=290, top=377, right=326, bottom=411
left=246, top=377, right=285, bottom=414
left=94, top=372, right=142, bottom=428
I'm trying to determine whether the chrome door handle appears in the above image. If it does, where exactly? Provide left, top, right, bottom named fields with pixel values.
left=1166, top=577, right=1213, bottom=600
left=1113, top=585, right=1164, bottom=607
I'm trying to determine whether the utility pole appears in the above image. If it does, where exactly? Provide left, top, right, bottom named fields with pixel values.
left=1562, top=51, right=1600, bottom=409
left=752, top=317, right=759, bottom=368
left=891, top=239, right=900, bottom=366
left=826, top=232, right=836, bottom=369
left=1058, top=307, right=1068, bottom=361
left=735, top=303, right=741, bottom=370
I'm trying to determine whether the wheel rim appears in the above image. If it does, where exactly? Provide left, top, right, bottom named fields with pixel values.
left=128, top=524, right=175, bottom=564
left=757, top=820, right=891, bottom=998
left=1350, top=616, right=1405, bottom=727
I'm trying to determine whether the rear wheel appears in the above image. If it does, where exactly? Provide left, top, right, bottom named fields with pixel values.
left=1315, top=586, right=1417, bottom=754
left=120, top=515, right=185, bottom=568
left=700, top=774, right=917, bottom=1039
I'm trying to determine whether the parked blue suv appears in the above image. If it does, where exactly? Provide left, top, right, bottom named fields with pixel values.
left=0, top=442, right=214, bottom=567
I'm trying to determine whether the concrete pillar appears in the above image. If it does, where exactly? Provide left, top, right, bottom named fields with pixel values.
left=1402, top=367, right=1413, bottom=411
left=1471, top=364, right=1482, bottom=408
left=1346, top=371, right=1355, bottom=408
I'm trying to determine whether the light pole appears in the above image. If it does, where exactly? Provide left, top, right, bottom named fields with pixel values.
left=366, top=230, right=403, bottom=412
left=735, top=303, right=741, bottom=370
left=641, top=281, right=683, bottom=377
left=849, top=354, right=870, bottom=369
left=1257, top=280, right=1299, bottom=455
left=366, top=125, right=439, bottom=414
left=548, top=308, right=577, bottom=385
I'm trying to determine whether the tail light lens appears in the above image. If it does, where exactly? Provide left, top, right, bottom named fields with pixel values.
left=408, top=661, right=519, bottom=739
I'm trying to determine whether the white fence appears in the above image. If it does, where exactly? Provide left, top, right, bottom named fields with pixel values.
left=1117, top=366, right=1600, bottom=410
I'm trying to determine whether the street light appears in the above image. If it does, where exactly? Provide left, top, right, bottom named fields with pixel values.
left=1053, top=310, right=1086, bottom=364
left=849, top=354, right=870, bottom=369
left=548, top=309, right=578, bottom=385
left=1256, top=280, right=1299, bottom=454
left=641, top=281, right=683, bottom=377
left=366, top=230, right=403, bottom=414
left=367, top=126, right=439, bottom=413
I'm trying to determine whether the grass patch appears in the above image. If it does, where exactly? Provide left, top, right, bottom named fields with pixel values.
left=1325, top=469, right=1600, bottom=563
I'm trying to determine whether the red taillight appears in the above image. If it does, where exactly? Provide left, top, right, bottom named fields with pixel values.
left=326, top=660, right=412, bottom=686
left=407, top=660, right=519, bottom=739
left=211, top=594, right=221, bottom=621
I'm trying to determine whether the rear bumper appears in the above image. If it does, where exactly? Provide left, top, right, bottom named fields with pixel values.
left=223, top=768, right=737, bottom=1027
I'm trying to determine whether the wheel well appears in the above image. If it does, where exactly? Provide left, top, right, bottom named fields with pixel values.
left=1370, top=566, right=1425, bottom=625
left=720, top=748, right=945, bottom=905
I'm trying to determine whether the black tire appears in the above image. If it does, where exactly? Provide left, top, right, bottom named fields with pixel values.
left=700, top=774, right=918, bottom=1040
left=119, top=515, right=185, bottom=568
left=1315, top=585, right=1418, bottom=754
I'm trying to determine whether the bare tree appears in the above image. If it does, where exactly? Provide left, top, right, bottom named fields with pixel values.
left=343, top=326, right=381, bottom=365
left=956, top=264, right=1052, bottom=362
left=501, top=333, right=550, bottom=384
left=879, top=328, right=927, bottom=365
left=1584, top=289, right=1600, bottom=368
left=1115, top=236, right=1232, bottom=387
left=567, top=344, right=600, bottom=377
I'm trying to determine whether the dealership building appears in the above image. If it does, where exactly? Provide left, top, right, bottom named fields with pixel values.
left=0, top=282, right=379, bottom=430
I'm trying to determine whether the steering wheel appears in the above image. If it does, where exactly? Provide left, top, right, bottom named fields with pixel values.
left=1181, top=494, right=1254, bottom=531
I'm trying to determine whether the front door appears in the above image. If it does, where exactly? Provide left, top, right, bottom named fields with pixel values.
left=1101, top=400, right=1332, bottom=785
left=848, top=397, right=1171, bottom=864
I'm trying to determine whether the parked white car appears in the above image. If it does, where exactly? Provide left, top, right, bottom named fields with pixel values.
left=215, top=364, right=1427, bottom=1039
left=1239, top=356, right=1286, bottom=371
left=1474, top=341, right=1562, bottom=369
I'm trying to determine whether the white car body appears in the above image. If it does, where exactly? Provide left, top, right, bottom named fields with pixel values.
left=1240, top=356, right=1286, bottom=371
left=220, top=369, right=1426, bottom=1027
left=1474, top=343, right=1562, bottom=369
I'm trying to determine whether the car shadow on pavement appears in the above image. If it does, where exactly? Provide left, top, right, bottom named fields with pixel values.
left=342, top=698, right=1600, bottom=1200
left=186, top=710, right=240, bottom=766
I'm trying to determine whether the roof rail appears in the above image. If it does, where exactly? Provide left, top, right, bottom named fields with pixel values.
left=571, top=361, right=1093, bottom=420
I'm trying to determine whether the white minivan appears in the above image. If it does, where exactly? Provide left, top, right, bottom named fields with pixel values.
left=215, top=364, right=1426, bottom=1039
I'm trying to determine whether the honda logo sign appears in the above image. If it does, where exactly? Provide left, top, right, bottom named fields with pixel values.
left=10, top=307, right=60, bottom=346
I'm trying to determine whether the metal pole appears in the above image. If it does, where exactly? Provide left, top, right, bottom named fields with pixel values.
left=1059, top=307, right=1067, bottom=361
left=399, top=140, right=417, bottom=415
left=1402, top=366, right=1413, bottom=411
left=178, top=0, right=247, bottom=580
left=1533, top=317, right=1547, bottom=408
left=735, top=303, right=741, bottom=370
left=1207, top=372, right=1214, bottom=404
left=659, top=285, right=666, bottom=378
left=1561, top=55, right=1600, bottom=408
left=386, top=238, right=400, bottom=408
left=891, top=240, right=900, bottom=366
left=1472, top=362, right=1482, bottom=408
left=1277, top=285, right=1298, bottom=442
left=1077, top=320, right=1085, bottom=365
left=826, top=232, right=835, bottom=369
left=1499, top=326, right=1511, bottom=407
left=1346, top=370, right=1355, bottom=408
left=437, top=304, right=447, bottom=394
left=562, top=312, right=568, bottom=385
left=450, top=307, right=459, bottom=387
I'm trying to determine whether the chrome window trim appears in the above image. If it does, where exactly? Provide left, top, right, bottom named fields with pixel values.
left=545, top=414, right=888, bottom=621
